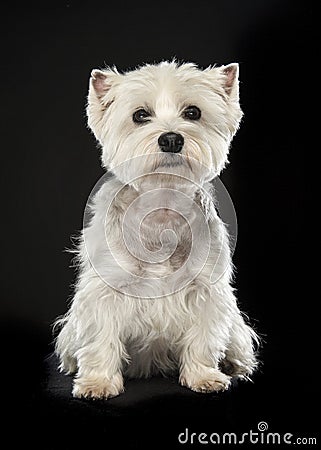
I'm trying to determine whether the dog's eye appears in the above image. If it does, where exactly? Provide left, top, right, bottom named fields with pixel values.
left=183, top=106, right=201, bottom=121
left=133, top=109, right=151, bottom=124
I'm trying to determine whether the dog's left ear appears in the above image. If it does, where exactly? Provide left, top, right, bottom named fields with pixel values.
left=205, top=63, right=240, bottom=101
left=221, top=63, right=239, bottom=99
left=221, top=63, right=239, bottom=95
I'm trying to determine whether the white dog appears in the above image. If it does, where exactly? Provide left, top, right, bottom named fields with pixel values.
left=55, top=60, right=259, bottom=399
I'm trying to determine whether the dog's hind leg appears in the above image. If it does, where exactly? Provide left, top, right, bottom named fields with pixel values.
left=221, top=311, right=259, bottom=379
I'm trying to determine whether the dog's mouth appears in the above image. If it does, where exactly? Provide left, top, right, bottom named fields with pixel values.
left=156, top=153, right=184, bottom=168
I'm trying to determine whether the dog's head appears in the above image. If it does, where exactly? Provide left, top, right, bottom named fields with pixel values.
left=87, top=61, right=242, bottom=187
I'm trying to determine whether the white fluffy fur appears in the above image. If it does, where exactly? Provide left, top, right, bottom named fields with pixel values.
left=54, top=61, right=259, bottom=399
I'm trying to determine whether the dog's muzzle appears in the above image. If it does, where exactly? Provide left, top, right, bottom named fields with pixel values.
left=158, top=132, right=184, bottom=153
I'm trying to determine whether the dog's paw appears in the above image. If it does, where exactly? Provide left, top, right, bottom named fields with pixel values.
left=72, top=372, right=124, bottom=400
left=220, top=357, right=257, bottom=379
left=180, top=368, right=231, bottom=393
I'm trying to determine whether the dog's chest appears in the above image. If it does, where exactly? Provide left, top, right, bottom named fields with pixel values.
left=122, top=189, right=196, bottom=267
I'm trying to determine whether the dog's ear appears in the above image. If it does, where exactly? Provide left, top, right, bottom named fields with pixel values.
left=205, top=63, right=240, bottom=101
left=222, top=63, right=239, bottom=95
left=221, top=63, right=239, bottom=99
left=87, top=68, right=121, bottom=142
left=90, top=68, right=120, bottom=103
left=205, top=63, right=242, bottom=137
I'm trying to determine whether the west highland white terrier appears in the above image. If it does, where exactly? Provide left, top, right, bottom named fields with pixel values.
left=54, top=60, right=259, bottom=399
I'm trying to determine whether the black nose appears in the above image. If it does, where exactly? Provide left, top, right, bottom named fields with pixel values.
left=158, top=132, right=184, bottom=153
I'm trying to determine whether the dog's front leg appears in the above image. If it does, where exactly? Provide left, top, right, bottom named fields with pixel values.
left=63, top=285, right=128, bottom=399
left=179, top=337, right=231, bottom=393
left=178, top=289, right=232, bottom=393
left=73, top=336, right=126, bottom=400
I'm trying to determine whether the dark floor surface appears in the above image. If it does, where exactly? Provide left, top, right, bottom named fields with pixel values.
left=2, top=320, right=319, bottom=449
left=28, top=352, right=320, bottom=449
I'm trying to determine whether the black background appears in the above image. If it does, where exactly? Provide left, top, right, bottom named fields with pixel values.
left=1, top=1, right=318, bottom=449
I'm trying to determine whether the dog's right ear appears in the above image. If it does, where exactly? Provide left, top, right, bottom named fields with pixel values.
left=89, top=68, right=120, bottom=103
left=87, top=68, right=121, bottom=143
